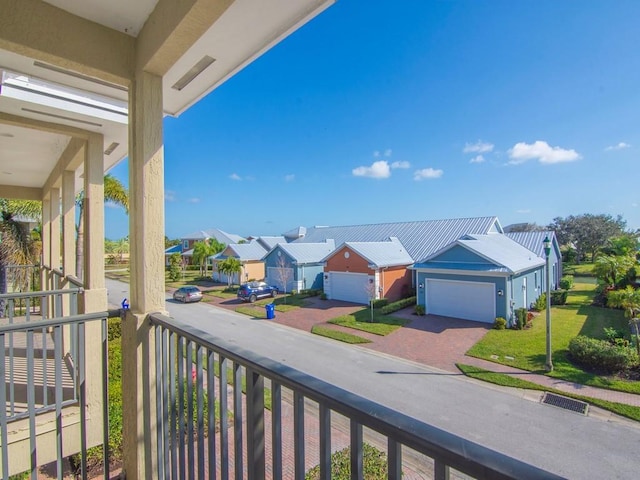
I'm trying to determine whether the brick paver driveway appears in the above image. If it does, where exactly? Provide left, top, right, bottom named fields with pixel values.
left=203, top=290, right=490, bottom=372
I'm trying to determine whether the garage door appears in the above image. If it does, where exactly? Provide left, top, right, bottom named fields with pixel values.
left=328, top=272, right=371, bottom=304
left=426, top=279, right=495, bottom=323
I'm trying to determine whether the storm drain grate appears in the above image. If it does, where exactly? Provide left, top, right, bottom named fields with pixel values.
left=541, top=392, right=589, bottom=415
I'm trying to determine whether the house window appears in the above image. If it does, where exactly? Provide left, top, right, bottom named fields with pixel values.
left=183, top=240, right=189, bottom=250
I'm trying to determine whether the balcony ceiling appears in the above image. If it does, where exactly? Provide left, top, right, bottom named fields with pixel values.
left=0, top=0, right=333, bottom=197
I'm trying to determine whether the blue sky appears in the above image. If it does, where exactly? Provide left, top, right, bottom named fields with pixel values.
left=105, top=0, right=640, bottom=240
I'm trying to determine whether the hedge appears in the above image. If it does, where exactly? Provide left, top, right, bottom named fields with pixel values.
left=568, top=335, right=639, bottom=373
left=379, top=296, right=416, bottom=315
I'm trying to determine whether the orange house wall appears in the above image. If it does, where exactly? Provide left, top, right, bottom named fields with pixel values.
left=325, top=247, right=373, bottom=274
left=381, top=266, right=412, bottom=301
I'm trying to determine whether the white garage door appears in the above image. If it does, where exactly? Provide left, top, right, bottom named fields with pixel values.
left=328, top=272, right=371, bottom=304
left=426, top=279, right=495, bottom=323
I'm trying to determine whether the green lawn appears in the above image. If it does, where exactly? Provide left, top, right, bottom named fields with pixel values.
left=457, top=364, right=640, bottom=422
left=563, top=263, right=595, bottom=277
left=311, top=325, right=372, bottom=344
left=466, top=281, right=640, bottom=394
left=328, top=308, right=407, bottom=336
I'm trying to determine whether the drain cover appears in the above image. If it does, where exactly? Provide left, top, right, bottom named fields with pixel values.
left=541, top=392, right=589, bottom=415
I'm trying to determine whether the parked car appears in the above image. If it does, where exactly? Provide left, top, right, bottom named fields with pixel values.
left=173, top=286, right=203, bottom=303
left=237, top=281, right=278, bottom=303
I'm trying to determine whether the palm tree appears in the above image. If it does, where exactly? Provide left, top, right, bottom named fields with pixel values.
left=192, top=238, right=226, bottom=276
left=76, top=174, right=129, bottom=279
left=607, top=286, right=640, bottom=356
left=0, top=200, right=41, bottom=316
left=218, top=257, right=242, bottom=287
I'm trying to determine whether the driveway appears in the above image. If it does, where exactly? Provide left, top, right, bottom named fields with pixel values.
left=198, top=288, right=490, bottom=372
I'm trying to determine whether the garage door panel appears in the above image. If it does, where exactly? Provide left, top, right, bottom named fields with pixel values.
left=329, top=272, right=370, bottom=304
left=426, top=279, right=495, bottom=323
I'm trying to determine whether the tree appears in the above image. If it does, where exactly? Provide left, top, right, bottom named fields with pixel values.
left=218, top=257, right=242, bottom=287
left=593, top=254, right=636, bottom=287
left=274, top=255, right=292, bottom=304
left=192, top=239, right=225, bottom=277
left=505, top=222, right=545, bottom=232
left=600, top=234, right=640, bottom=259
left=168, top=253, right=182, bottom=282
left=549, top=214, right=626, bottom=262
left=607, top=286, right=640, bottom=356
left=0, top=205, right=39, bottom=316
left=165, top=236, right=181, bottom=248
left=76, top=174, right=129, bottom=279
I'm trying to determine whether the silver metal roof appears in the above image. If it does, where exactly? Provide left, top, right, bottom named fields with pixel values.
left=218, top=241, right=267, bottom=261
left=293, top=216, right=501, bottom=262
left=257, top=236, right=287, bottom=250
left=422, top=234, right=545, bottom=274
left=339, top=238, right=413, bottom=268
left=506, top=231, right=557, bottom=258
left=181, top=228, right=245, bottom=245
left=274, top=240, right=336, bottom=264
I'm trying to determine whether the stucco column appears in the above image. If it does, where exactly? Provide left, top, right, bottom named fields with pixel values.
left=41, top=196, right=51, bottom=293
left=49, top=187, right=61, bottom=278
left=80, top=134, right=107, bottom=449
left=61, top=170, right=76, bottom=354
left=122, top=69, right=164, bottom=480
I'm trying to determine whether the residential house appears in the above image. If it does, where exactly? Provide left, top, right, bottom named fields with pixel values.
left=262, top=239, right=335, bottom=292
left=506, top=230, right=562, bottom=290
left=211, top=240, right=268, bottom=285
left=322, top=238, right=413, bottom=303
left=164, top=228, right=245, bottom=265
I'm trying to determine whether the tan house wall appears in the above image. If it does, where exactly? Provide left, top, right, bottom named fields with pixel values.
left=325, top=246, right=373, bottom=274
left=243, top=261, right=266, bottom=282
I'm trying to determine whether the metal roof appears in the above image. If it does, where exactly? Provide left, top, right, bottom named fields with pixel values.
left=293, top=217, right=501, bottom=262
left=338, top=238, right=413, bottom=268
left=164, top=244, right=182, bottom=254
left=257, top=236, right=287, bottom=250
left=421, top=234, right=545, bottom=274
left=224, top=241, right=268, bottom=261
left=181, top=228, right=245, bottom=245
left=273, top=240, right=336, bottom=264
left=506, top=231, right=557, bottom=258
left=283, top=226, right=307, bottom=240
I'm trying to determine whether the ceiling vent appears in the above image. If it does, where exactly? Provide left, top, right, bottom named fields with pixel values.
left=171, top=56, right=216, bottom=91
left=104, top=142, right=120, bottom=155
left=34, top=61, right=127, bottom=92
left=21, top=108, right=102, bottom=127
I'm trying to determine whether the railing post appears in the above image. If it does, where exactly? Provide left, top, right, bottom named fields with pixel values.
left=246, top=368, right=265, bottom=480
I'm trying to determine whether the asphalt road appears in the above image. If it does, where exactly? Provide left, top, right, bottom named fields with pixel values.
left=106, top=278, right=640, bottom=479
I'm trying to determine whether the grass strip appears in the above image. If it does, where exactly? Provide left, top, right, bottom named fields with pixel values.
left=312, top=325, right=371, bottom=344
left=457, top=364, right=640, bottom=422
left=328, top=311, right=406, bottom=336
left=235, top=306, right=267, bottom=318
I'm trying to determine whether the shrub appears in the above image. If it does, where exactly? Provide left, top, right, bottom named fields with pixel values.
left=513, top=308, right=527, bottom=330
left=108, top=317, right=122, bottom=341
left=320, top=293, right=327, bottom=300
left=379, top=296, right=416, bottom=315
left=550, top=290, right=568, bottom=305
left=414, top=304, right=425, bottom=316
left=493, top=317, right=507, bottom=330
left=532, top=293, right=546, bottom=312
left=559, top=275, right=574, bottom=290
left=305, top=443, right=387, bottom=480
left=372, top=298, right=389, bottom=309
left=568, top=335, right=639, bottom=373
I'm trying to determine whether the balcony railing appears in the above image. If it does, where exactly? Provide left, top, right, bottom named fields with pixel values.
left=0, top=286, right=115, bottom=479
left=150, top=313, right=562, bottom=480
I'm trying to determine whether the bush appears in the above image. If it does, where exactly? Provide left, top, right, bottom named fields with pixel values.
left=568, top=335, right=639, bottom=373
left=372, top=298, right=389, bottom=309
left=320, top=293, right=327, bottom=300
left=559, top=275, right=574, bottom=290
left=532, top=293, right=546, bottom=312
left=378, top=296, right=416, bottom=315
left=305, top=443, right=387, bottom=480
left=513, top=308, right=527, bottom=330
left=414, top=304, right=425, bottom=316
left=107, top=317, right=122, bottom=341
left=550, top=290, right=568, bottom=305
left=493, top=317, right=507, bottom=330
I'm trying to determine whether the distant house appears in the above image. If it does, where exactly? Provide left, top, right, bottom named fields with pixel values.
left=262, top=240, right=335, bottom=293
left=164, top=228, right=245, bottom=265
left=322, top=238, right=413, bottom=304
left=288, top=217, right=560, bottom=324
left=211, top=240, right=268, bottom=285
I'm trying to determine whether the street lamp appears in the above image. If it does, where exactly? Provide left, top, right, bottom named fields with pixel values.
left=543, top=236, right=553, bottom=371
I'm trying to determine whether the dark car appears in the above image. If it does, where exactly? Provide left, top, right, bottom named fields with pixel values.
left=237, top=281, right=278, bottom=303
left=173, top=286, right=203, bottom=303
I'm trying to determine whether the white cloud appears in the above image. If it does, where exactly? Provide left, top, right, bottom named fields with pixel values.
left=373, top=150, right=380, bottom=157
left=188, top=198, right=200, bottom=204
left=413, top=168, right=443, bottom=180
left=605, top=142, right=631, bottom=151
left=284, top=174, right=295, bottom=182
left=384, top=148, right=392, bottom=157
left=463, top=140, right=494, bottom=154
left=516, top=209, right=531, bottom=214
left=105, top=201, right=120, bottom=209
left=508, top=140, right=581, bottom=165
left=469, top=155, right=485, bottom=164
left=352, top=160, right=391, bottom=179
left=165, top=190, right=176, bottom=202
left=391, top=160, right=410, bottom=169
left=632, top=203, right=638, bottom=208
left=229, top=173, right=242, bottom=181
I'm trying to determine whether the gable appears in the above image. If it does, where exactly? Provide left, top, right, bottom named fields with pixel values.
left=430, top=244, right=496, bottom=265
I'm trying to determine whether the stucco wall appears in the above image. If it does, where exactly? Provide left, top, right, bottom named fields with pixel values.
left=381, top=266, right=412, bottom=301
